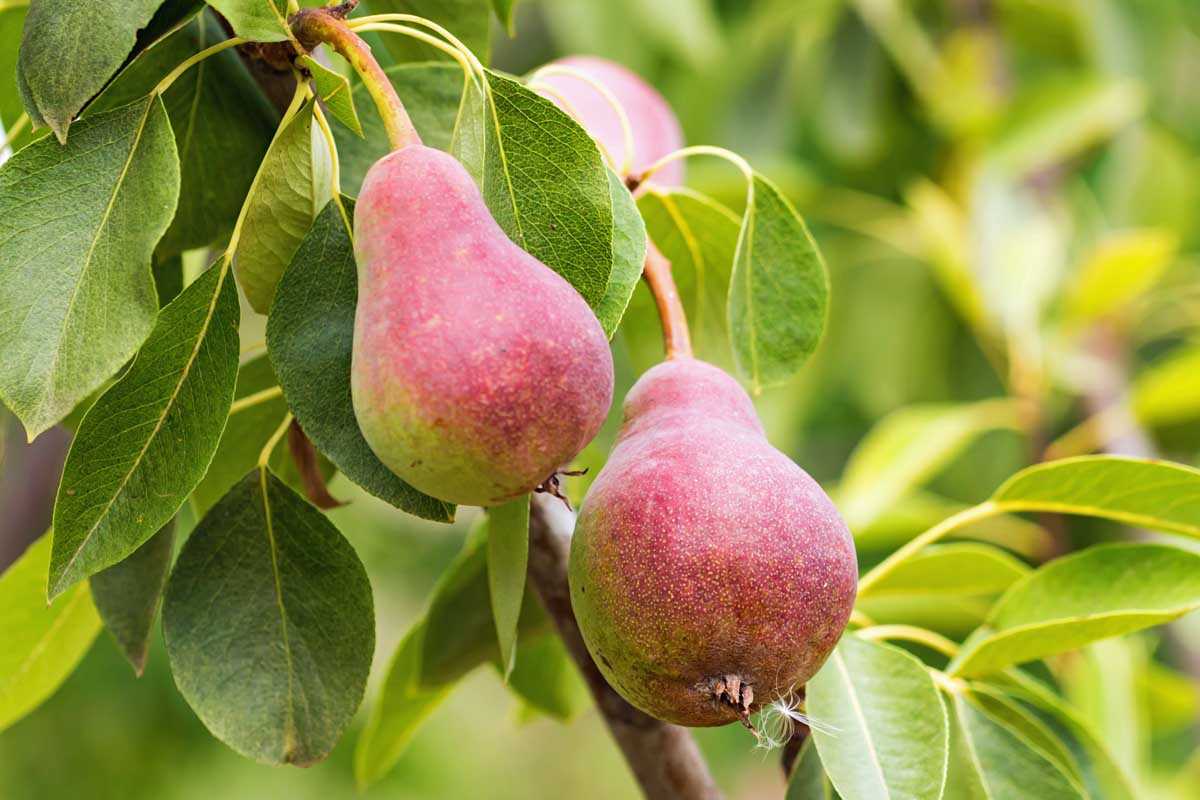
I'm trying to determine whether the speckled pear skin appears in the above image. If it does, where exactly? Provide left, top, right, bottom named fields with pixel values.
left=569, top=358, right=857, bottom=726
left=351, top=145, right=614, bottom=507
left=537, top=56, right=686, bottom=187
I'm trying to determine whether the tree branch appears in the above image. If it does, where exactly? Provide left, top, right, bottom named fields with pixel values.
left=526, top=492, right=721, bottom=800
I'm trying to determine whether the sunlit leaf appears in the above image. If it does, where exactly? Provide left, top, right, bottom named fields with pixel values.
left=592, top=169, right=647, bottom=337
left=858, top=543, right=1029, bottom=600
left=487, top=495, right=529, bottom=678
left=1064, top=229, right=1176, bottom=323
left=298, top=55, right=362, bottom=137
left=205, top=0, right=290, bottom=42
left=1131, top=343, right=1200, bottom=427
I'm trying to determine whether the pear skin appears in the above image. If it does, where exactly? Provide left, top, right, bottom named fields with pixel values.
left=569, top=358, right=857, bottom=726
left=352, top=145, right=614, bottom=507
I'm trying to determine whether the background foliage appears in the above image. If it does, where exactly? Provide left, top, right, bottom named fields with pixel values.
left=2, top=0, right=1199, bottom=798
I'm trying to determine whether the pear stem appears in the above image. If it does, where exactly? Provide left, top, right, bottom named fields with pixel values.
left=642, top=239, right=693, bottom=360
left=291, top=7, right=420, bottom=151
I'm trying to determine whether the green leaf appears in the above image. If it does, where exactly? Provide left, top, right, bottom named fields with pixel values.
left=204, top=0, right=290, bottom=42
left=858, top=543, right=1030, bottom=600
left=266, top=198, right=455, bottom=521
left=356, top=520, right=552, bottom=787
left=966, top=686, right=1085, bottom=788
left=490, top=0, right=516, bottom=34
left=786, top=737, right=838, bottom=800
left=992, top=670, right=1137, bottom=800
left=505, top=633, right=587, bottom=722
left=369, top=0, right=492, bottom=64
left=1131, top=343, right=1200, bottom=427
left=355, top=622, right=453, bottom=789
left=1063, top=229, right=1176, bottom=324
left=17, top=0, right=162, bottom=141
left=163, top=468, right=375, bottom=766
left=836, top=400, right=1019, bottom=531
left=638, top=186, right=740, bottom=362
left=990, top=456, right=1200, bottom=539
left=0, top=6, right=32, bottom=152
left=0, top=533, right=101, bottom=733
left=487, top=495, right=529, bottom=678
left=0, top=96, right=180, bottom=439
left=233, top=99, right=331, bottom=314
left=50, top=263, right=240, bottom=600
left=334, top=62, right=464, bottom=195
left=298, top=54, right=362, bottom=137
left=727, top=173, right=829, bottom=392
left=986, top=76, right=1145, bottom=177
left=950, top=543, right=1200, bottom=677
left=944, top=690, right=1085, bottom=799
left=89, top=521, right=176, bottom=675
left=808, top=635, right=949, bottom=800
left=452, top=69, right=614, bottom=308
left=92, top=11, right=278, bottom=256
left=190, top=354, right=287, bottom=517
left=593, top=169, right=647, bottom=337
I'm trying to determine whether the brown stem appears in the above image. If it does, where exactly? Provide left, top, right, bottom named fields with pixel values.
left=642, top=239, right=693, bottom=360
left=779, top=722, right=811, bottom=780
left=286, top=420, right=343, bottom=510
left=526, top=492, right=721, bottom=799
left=291, top=6, right=420, bottom=150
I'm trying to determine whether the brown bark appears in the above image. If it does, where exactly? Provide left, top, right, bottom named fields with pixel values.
left=527, top=492, right=721, bottom=800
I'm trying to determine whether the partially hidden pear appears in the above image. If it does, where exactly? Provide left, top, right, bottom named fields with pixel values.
left=569, top=358, right=857, bottom=726
left=352, top=145, right=614, bottom=507
left=536, top=55, right=686, bottom=186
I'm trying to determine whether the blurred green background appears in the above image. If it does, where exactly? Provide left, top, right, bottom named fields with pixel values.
left=3, top=0, right=1200, bottom=797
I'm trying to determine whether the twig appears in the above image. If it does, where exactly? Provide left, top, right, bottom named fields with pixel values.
left=526, top=492, right=721, bottom=799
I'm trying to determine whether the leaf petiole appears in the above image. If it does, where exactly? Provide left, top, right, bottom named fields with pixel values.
left=259, top=413, right=295, bottom=468
left=151, top=37, right=247, bottom=97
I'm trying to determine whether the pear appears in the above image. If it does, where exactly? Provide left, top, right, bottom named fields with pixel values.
left=569, top=358, right=857, bottom=726
left=536, top=56, right=686, bottom=186
left=352, top=145, right=614, bottom=507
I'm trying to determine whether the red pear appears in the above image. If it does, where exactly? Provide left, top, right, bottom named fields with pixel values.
left=569, top=358, right=857, bottom=726
left=352, top=145, right=614, bottom=506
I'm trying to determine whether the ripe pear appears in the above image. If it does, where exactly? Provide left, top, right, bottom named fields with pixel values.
left=569, top=358, right=857, bottom=726
left=536, top=56, right=686, bottom=186
left=352, top=145, right=614, bottom=507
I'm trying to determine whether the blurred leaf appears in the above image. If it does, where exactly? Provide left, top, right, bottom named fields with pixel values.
left=987, top=76, right=1145, bottom=176
left=836, top=400, right=1019, bottom=531
left=786, top=737, right=838, bottom=800
left=163, top=468, right=374, bottom=766
left=990, top=456, right=1200, bottom=539
left=0, top=6, right=31, bottom=152
left=368, top=0, right=492, bottom=64
left=355, top=621, right=453, bottom=789
left=487, top=496, right=529, bottom=679
left=1064, top=229, right=1177, bottom=323
left=1099, top=125, right=1200, bottom=237
left=92, top=11, right=278, bottom=256
left=950, top=543, right=1200, bottom=677
left=505, top=633, right=588, bottom=722
left=858, top=543, right=1029, bottom=600
left=0, top=533, right=101, bottom=733
left=333, top=62, right=464, bottom=195
left=205, top=0, right=290, bottom=42
left=944, top=689, right=1085, bottom=799
left=267, top=198, right=455, bottom=521
left=490, top=0, right=515, bottom=33
left=356, top=520, right=552, bottom=787
left=1063, top=639, right=1147, bottom=785
left=298, top=55, right=362, bottom=137
left=1140, top=660, right=1199, bottom=734
left=808, top=635, right=949, bottom=800
left=1131, top=343, right=1200, bottom=427
left=857, top=595, right=996, bottom=641
left=638, top=186, right=739, bottom=363
left=233, top=98, right=332, bottom=313
left=49, top=264, right=239, bottom=600
left=17, top=0, right=162, bottom=141
left=593, top=170, right=646, bottom=337
left=855, top=492, right=1055, bottom=561
left=0, top=97, right=179, bottom=439
left=728, top=173, right=829, bottom=392
left=89, top=521, right=175, bottom=675
left=191, top=354, right=287, bottom=516
left=451, top=69, right=613, bottom=308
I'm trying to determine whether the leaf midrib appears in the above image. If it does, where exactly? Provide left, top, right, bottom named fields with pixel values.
left=259, top=467, right=300, bottom=760
left=832, top=648, right=891, bottom=798
left=53, top=264, right=229, bottom=595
